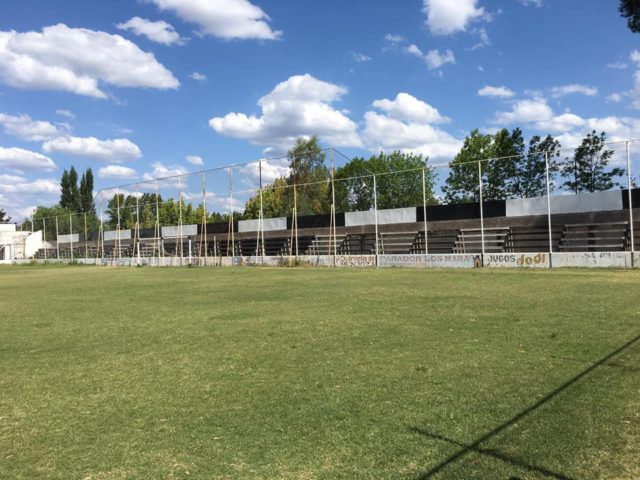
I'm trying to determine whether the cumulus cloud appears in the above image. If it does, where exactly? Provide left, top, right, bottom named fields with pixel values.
left=116, top=17, right=185, bottom=46
left=371, top=92, right=449, bottom=124
left=0, top=113, right=70, bottom=142
left=55, top=109, right=75, bottom=119
left=98, top=165, right=137, bottom=179
left=352, top=52, right=372, bottom=63
left=143, top=162, right=188, bottom=181
left=361, top=93, right=462, bottom=160
left=550, top=84, right=598, bottom=98
left=148, top=0, right=281, bottom=40
left=478, top=85, right=515, bottom=98
left=42, top=136, right=142, bottom=162
left=0, top=24, right=179, bottom=98
left=518, top=0, right=543, bottom=6
left=405, top=44, right=455, bottom=71
left=0, top=177, right=59, bottom=194
left=190, top=71, right=207, bottom=82
left=209, top=73, right=362, bottom=152
left=185, top=155, right=204, bottom=166
left=240, top=158, right=290, bottom=184
left=0, top=146, right=56, bottom=171
left=492, top=97, right=554, bottom=125
left=422, top=0, right=485, bottom=36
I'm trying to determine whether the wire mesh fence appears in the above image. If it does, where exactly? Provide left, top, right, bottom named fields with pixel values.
left=8, top=139, right=640, bottom=267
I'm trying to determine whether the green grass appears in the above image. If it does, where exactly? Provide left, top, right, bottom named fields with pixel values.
left=1, top=265, right=639, bottom=479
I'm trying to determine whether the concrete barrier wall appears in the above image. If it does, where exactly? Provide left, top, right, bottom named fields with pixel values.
left=238, top=217, right=287, bottom=233
left=551, top=252, right=633, bottom=268
left=345, top=207, right=416, bottom=227
left=379, top=254, right=479, bottom=268
left=57, top=233, right=79, bottom=244
left=161, top=225, right=198, bottom=238
left=483, top=253, right=550, bottom=268
left=506, top=190, right=623, bottom=217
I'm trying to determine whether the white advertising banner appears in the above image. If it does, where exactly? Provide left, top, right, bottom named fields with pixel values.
left=551, top=252, right=633, bottom=268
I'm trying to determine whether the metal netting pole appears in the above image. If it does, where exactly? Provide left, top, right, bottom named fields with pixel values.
left=202, top=172, right=208, bottom=265
left=373, top=173, right=379, bottom=265
left=545, top=152, right=554, bottom=267
left=84, top=212, right=88, bottom=260
left=155, top=181, right=162, bottom=263
left=178, top=176, right=183, bottom=265
left=135, top=188, right=141, bottom=266
left=292, top=154, right=299, bottom=257
left=331, top=148, right=337, bottom=264
left=230, top=169, right=235, bottom=265
left=55, top=215, right=59, bottom=259
left=42, top=217, right=47, bottom=260
left=116, top=188, right=121, bottom=260
left=69, top=214, right=74, bottom=263
left=627, top=141, right=635, bottom=263
left=422, top=168, right=428, bottom=254
left=257, top=160, right=264, bottom=259
left=478, top=161, right=485, bottom=263
left=99, top=191, right=104, bottom=263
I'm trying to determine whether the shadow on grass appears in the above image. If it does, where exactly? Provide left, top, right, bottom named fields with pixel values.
left=411, top=332, right=640, bottom=479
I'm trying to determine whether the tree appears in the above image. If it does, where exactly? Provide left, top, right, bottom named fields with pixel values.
left=518, top=135, right=562, bottom=197
left=0, top=208, right=11, bottom=223
left=334, top=151, right=437, bottom=211
left=561, top=131, right=624, bottom=193
left=287, top=137, right=330, bottom=215
left=59, top=169, right=72, bottom=210
left=244, top=178, right=289, bottom=219
left=68, top=167, right=80, bottom=212
left=79, top=168, right=94, bottom=213
left=620, top=0, right=640, bottom=33
left=443, top=129, right=494, bottom=202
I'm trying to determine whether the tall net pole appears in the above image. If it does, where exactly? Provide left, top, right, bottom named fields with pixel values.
left=478, top=161, right=485, bottom=263
left=99, top=191, right=104, bottom=263
left=627, top=141, right=635, bottom=265
left=292, top=154, right=299, bottom=257
left=422, top=168, right=429, bottom=254
left=201, top=172, right=208, bottom=265
left=331, top=148, right=337, bottom=263
left=178, top=175, right=183, bottom=265
left=373, top=173, right=379, bottom=264
left=69, top=214, right=74, bottom=262
left=84, top=212, right=88, bottom=260
left=155, top=181, right=162, bottom=264
left=55, top=215, right=60, bottom=260
left=545, top=151, right=554, bottom=267
left=135, top=187, right=141, bottom=266
left=229, top=168, right=235, bottom=265
left=257, top=160, right=265, bottom=260
left=116, top=188, right=121, bottom=260
left=42, top=217, right=47, bottom=260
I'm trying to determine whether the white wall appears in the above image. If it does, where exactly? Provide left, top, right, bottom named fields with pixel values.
left=345, top=207, right=416, bottom=227
left=506, top=190, right=622, bottom=217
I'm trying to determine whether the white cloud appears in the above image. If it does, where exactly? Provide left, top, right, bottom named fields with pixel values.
left=492, top=97, right=553, bottom=125
left=116, top=17, right=185, bottom=46
left=607, top=61, right=628, bottom=70
left=352, top=52, right=372, bottom=63
left=209, top=73, right=362, bottom=152
left=550, top=84, right=598, bottom=98
left=371, top=92, right=449, bottom=124
left=0, top=177, right=59, bottom=194
left=470, top=27, right=490, bottom=50
left=478, top=85, right=515, bottom=98
left=362, top=93, right=462, bottom=160
left=97, top=165, right=137, bottom=179
left=55, top=109, right=75, bottom=119
left=42, top=136, right=142, bottom=162
left=149, top=0, right=281, bottom=40
left=185, top=155, right=204, bottom=166
left=0, top=146, right=56, bottom=171
left=143, top=162, right=188, bottom=181
left=240, top=158, right=290, bottom=183
left=423, top=0, right=485, bottom=36
left=518, top=0, right=543, bottom=6
left=0, top=113, right=70, bottom=142
left=384, top=33, right=405, bottom=44
left=190, top=71, right=207, bottom=82
left=0, top=24, right=179, bottom=98
left=405, top=44, right=455, bottom=70
left=607, top=92, right=625, bottom=103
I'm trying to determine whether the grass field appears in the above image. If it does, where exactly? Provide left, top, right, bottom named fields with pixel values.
left=1, top=265, right=639, bottom=479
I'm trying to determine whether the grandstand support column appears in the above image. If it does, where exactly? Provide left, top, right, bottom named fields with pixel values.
left=422, top=168, right=429, bottom=254
left=69, top=214, right=74, bottom=263
left=55, top=216, right=60, bottom=260
left=478, top=161, right=485, bottom=265
left=545, top=152, right=554, bottom=268
left=84, top=212, right=88, bottom=260
left=626, top=141, right=635, bottom=266
left=331, top=148, right=337, bottom=265
left=373, top=173, right=379, bottom=266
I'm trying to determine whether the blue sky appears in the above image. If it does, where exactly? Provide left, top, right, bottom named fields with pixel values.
left=0, top=0, right=639, bottom=219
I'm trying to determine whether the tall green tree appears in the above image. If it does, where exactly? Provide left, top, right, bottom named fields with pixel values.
left=68, top=167, right=80, bottom=211
left=519, top=135, right=562, bottom=197
left=443, top=129, right=494, bottom=202
left=244, top=178, right=289, bottom=219
left=561, top=131, right=624, bottom=193
left=79, top=168, right=94, bottom=213
left=287, top=136, right=330, bottom=215
left=59, top=169, right=73, bottom=210
left=334, top=151, right=437, bottom=211
left=620, top=0, right=640, bottom=32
